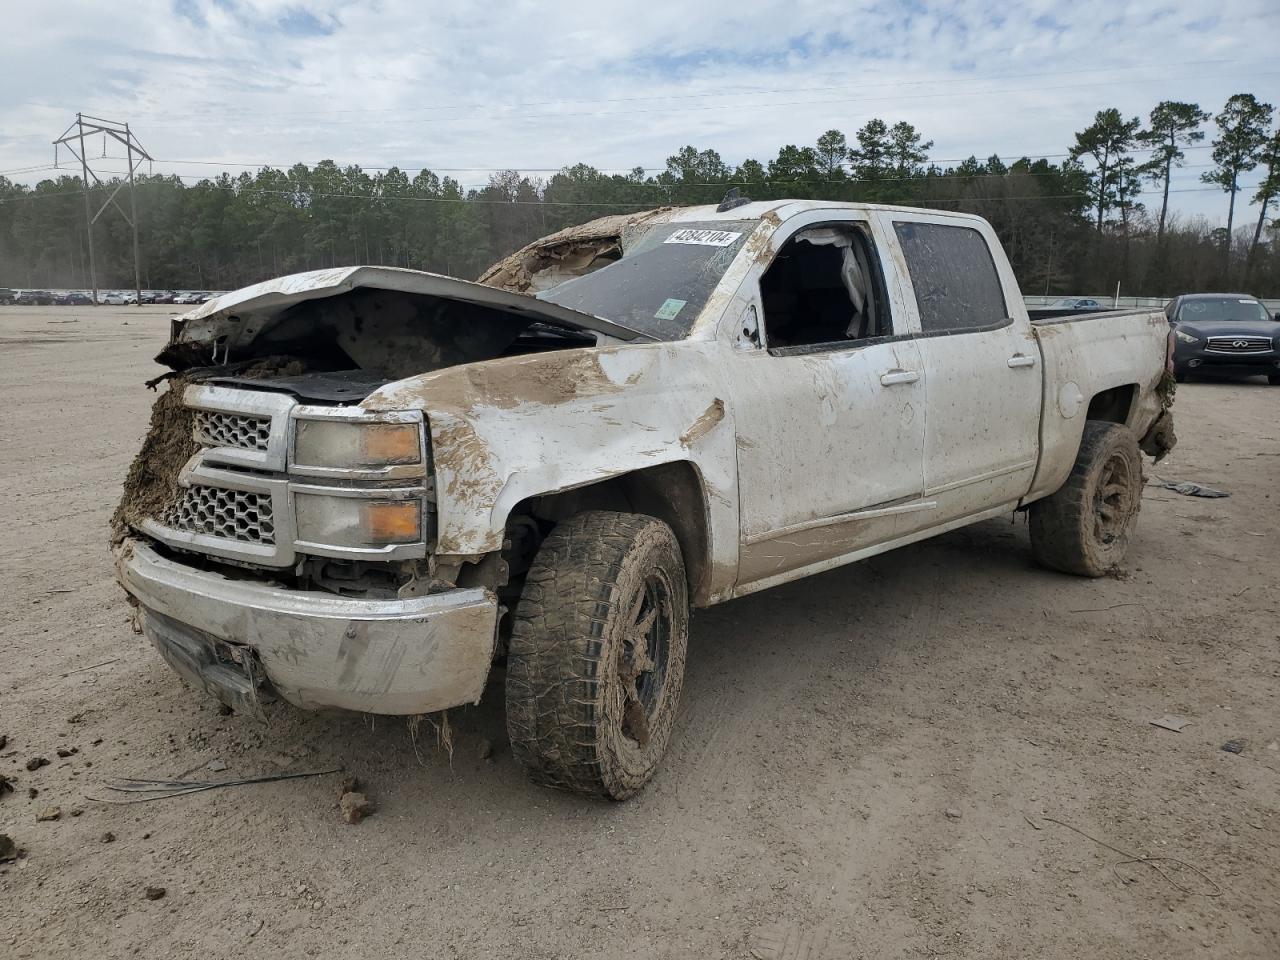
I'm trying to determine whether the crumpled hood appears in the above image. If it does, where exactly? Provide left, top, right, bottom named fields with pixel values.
left=157, top=265, right=654, bottom=373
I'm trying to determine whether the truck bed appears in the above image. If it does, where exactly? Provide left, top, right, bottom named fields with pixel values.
left=1028, top=307, right=1154, bottom=325
left=1021, top=306, right=1170, bottom=504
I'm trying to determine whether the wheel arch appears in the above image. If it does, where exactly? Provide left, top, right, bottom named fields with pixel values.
left=1024, top=380, right=1145, bottom=506
left=1085, top=383, right=1139, bottom=425
left=504, top=460, right=716, bottom=606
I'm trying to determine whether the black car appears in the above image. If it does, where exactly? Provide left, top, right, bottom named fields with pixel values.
left=56, top=291, right=94, bottom=306
left=15, top=290, right=56, bottom=306
left=1166, top=293, right=1280, bottom=384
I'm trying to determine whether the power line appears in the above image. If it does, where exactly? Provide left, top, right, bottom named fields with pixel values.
left=11, top=157, right=1222, bottom=195
left=0, top=177, right=1230, bottom=209
left=7, top=141, right=1221, bottom=184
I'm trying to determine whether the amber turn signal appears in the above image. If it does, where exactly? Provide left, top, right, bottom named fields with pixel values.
left=364, top=501, right=421, bottom=543
left=359, top=423, right=421, bottom=465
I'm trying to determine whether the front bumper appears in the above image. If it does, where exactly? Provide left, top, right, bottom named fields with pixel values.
left=117, top=539, right=499, bottom=715
left=1174, top=343, right=1279, bottom=374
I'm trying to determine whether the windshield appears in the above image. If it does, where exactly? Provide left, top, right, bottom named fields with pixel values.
left=537, top=220, right=756, bottom=339
left=1177, top=297, right=1273, bottom=324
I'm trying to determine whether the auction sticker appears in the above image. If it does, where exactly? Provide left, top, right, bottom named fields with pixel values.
left=663, top=229, right=743, bottom=247
left=654, top=298, right=687, bottom=321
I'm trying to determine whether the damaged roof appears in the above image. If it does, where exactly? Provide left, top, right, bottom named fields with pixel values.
left=477, top=207, right=677, bottom=295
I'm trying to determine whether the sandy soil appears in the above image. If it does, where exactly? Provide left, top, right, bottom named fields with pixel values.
left=1, top=304, right=1277, bottom=959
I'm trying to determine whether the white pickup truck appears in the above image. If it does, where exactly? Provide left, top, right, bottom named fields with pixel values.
left=113, top=200, right=1175, bottom=799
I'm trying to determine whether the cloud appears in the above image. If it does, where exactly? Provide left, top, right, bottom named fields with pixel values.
left=0, top=0, right=1277, bottom=223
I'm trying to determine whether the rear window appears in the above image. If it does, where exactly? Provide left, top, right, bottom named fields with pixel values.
left=893, top=222, right=1008, bottom=333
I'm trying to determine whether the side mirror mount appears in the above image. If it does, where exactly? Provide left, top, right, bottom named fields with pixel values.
left=737, top=303, right=762, bottom=350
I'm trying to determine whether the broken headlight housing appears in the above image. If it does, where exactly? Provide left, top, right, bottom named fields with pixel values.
left=294, top=487, right=424, bottom=557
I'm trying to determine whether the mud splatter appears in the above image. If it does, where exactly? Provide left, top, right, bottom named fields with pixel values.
left=680, top=398, right=725, bottom=446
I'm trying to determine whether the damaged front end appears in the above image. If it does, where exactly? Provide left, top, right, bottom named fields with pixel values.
left=114, top=370, right=495, bottom=716
left=113, top=263, right=655, bottom=717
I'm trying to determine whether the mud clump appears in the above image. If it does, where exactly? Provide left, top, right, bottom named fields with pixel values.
left=110, top=376, right=198, bottom=543
left=111, top=355, right=310, bottom=544
left=241, top=357, right=305, bottom=379
left=339, top=791, right=372, bottom=824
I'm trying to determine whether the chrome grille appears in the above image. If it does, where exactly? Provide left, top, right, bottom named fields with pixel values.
left=1205, top=335, right=1272, bottom=354
left=193, top=409, right=271, bottom=451
left=165, top=485, right=276, bottom=545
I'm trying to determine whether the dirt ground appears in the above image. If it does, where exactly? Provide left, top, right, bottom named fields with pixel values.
left=2, top=304, right=1277, bottom=960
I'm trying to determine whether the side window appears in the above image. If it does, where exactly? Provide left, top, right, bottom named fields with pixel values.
left=760, top=225, right=890, bottom=351
left=893, top=221, right=1008, bottom=334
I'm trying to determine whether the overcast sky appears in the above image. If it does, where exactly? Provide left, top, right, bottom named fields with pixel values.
left=2, top=0, right=1277, bottom=225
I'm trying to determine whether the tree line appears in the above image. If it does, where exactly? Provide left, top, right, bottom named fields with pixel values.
left=1, top=91, right=1277, bottom=297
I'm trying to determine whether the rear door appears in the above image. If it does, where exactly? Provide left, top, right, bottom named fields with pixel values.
left=882, top=215, right=1041, bottom=521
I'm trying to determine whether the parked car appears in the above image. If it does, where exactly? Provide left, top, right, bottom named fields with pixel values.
left=15, top=290, right=55, bottom=305
left=0, top=287, right=14, bottom=305
left=153, top=291, right=176, bottom=304
left=57, top=291, right=94, bottom=306
left=172, top=291, right=199, bottom=305
left=1050, top=297, right=1105, bottom=310
left=100, top=292, right=127, bottom=305
left=1166, top=293, right=1280, bottom=384
left=112, top=200, right=1175, bottom=800
left=1028, top=297, right=1111, bottom=321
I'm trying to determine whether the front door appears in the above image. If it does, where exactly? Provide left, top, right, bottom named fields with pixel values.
left=725, top=216, right=928, bottom=589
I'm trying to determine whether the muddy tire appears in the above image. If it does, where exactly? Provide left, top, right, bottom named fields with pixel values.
left=506, top=511, right=688, bottom=800
left=1029, top=422, right=1143, bottom=577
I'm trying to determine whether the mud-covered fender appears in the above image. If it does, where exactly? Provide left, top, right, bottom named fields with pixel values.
left=362, top=342, right=741, bottom=599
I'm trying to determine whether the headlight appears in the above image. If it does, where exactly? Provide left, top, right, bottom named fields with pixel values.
left=295, top=492, right=422, bottom=549
left=1175, top=329, right=1199, bottom=344
left=292, top=417, right=424, bottom=477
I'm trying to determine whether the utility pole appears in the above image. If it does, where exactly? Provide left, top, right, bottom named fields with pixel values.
left=53, top=114, right=152, bottom=305
left=73, top=115, right=98, bottom=302
left=126, top=123, right=143, bottom=301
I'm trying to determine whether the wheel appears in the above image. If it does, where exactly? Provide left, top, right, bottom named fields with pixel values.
left=505, top=511, right=689, bottom=800
left=1029, top=422, right=1143, bottom=577
left=1173, top=367, right=1191, bottom=383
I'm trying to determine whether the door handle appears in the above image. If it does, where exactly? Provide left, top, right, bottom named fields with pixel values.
left=880, top=369, right=920, bottom=386
left=1008, top=354, right=1037, bottom=369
